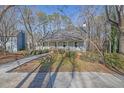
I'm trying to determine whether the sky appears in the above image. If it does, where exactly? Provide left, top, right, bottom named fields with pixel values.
left=29, top=5, right=104, bottom=25
left=17, top=5, right=104, bottom=30
left=34, top=5, right=81, bottom=15
left=33, top=5, right=81, bottom=25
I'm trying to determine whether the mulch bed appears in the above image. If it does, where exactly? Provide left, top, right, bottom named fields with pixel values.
left=11, top=58, right=42, bottom=73
left=0, top=53, right=24, bottom=64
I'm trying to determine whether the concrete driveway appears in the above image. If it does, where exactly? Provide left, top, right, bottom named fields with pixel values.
left=0, top=72, right=124, bottom=88
left=0, top=53, right=48, bottom=73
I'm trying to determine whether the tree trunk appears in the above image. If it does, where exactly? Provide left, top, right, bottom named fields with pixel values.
left=30, top=35, right=35, bottom=51
left=3, top=43, right=7, bottom=55
left=109, top=40, right=112, bottom=53
left=119, top=32, right=124, bottom=54
left=119, top=18, right=124, bottom=54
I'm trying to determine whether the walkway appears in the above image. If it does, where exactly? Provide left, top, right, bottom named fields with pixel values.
left=0, top=54, right=48, bottom=73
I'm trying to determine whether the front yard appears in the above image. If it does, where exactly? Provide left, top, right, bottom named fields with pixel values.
left=1, top=50, right=124, bottom=88
left=11, top=50, right=114, bottom=74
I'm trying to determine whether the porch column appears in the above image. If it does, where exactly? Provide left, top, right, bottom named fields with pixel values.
left=67, top=41, right=69, bottom=49
left=56, top=41, right=58, bottom=48
left=48, top=42, right=50, bottom=48
left=42, top=42, right=44, bottom=49
left=73, top=41, right=75, bottom=50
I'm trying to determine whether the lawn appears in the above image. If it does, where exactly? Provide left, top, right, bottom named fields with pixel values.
left=11, top=50, right=114, bottom=74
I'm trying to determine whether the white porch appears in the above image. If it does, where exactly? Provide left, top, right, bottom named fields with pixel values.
left=39, top=41, right=86, bottom=51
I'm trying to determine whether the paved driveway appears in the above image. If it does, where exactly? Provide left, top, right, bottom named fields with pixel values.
left=0, top=54, right=48, bottom=73
left=0, top=72, right=124, bottom=88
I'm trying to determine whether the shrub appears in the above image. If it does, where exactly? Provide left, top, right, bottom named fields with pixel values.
left=31, top=50, right=37, bottom=55
left=17, top=50, right=28, bottom=56
left=19, top=48, right=25, bottom=51
left=65, top=51, right=76, bottom=59
left=42, top=49, right=49, bottom=53
left=29, top=49, right=49, bottom=55
left=29, top=51, right=33, bottom=55
left=38, top=50, right=42, bottom=54
left=105, top=53, right=124, bottom=70
left=58, top=49, right=65, bottom=54
left=35, top=50, right=40, bottom=55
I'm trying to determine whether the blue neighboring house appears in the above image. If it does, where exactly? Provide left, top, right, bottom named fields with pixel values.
left=17, top=31, right=26, bottom=51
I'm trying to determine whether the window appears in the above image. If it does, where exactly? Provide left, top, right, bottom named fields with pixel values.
left=55, top=42, right=57, bottom=47
left=43, top=42, right=45, bottom=47
left=75, top=42, right=77, bottom=48
left=63, top=42, right=66, bottom=47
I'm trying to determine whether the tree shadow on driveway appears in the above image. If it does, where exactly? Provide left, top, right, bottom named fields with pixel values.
left=46, top=55, right=66, bottom=88
left=16, top=63, right=41, bottom=88
left=66, top=57, right=77, bottom=88
left=16, top=55, right=53, bottom=88
left=28, top=60, right=53, bottom=88
left=16, top=53, right=76, bottom=88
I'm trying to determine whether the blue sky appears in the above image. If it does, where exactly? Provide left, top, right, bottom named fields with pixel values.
left=18, top=5, right=104, bottom=31
left=33, top=5, right=104, bottom=15
left=31, top=5, right=104, bottom=25
left=32, top=5, right=81, bottom=25
left=34, top=5, right=81, bottom=15
left=19, top=5, right=104, bottom=27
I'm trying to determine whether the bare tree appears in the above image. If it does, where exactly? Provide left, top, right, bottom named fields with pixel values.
left=0, top=6, right=17, bottom=54
left=0, top=5, right=15, bottom=22
left=19, top=6, right=37, bottom=51
left=77, top=6, right=110, bottom=63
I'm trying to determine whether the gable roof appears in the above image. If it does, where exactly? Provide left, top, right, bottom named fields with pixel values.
left=43, top=30, right=84, bottom=42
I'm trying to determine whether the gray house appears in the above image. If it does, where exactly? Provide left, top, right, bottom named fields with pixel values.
left=39, top=30, right=87, bottom=51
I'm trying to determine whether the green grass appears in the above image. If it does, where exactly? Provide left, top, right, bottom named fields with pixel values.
left=38, top=50, right=124, bottom=72
left=48, top=51, right=77, bottom=72
left=80, top=51, right=124, bottom=72
left=105, top=53, right=124, bottom=71
left=80, top=51, right=99, bottom=62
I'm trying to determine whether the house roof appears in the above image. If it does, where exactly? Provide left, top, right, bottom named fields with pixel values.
left=43, top=30, right=84, bottom=42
